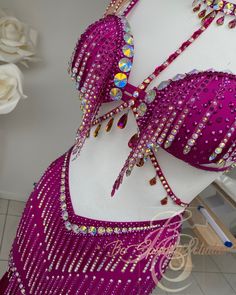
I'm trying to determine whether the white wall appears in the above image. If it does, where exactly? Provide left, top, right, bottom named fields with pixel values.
left=0, top=0, right=109, bottom=201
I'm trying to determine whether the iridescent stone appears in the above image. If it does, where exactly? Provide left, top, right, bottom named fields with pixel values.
left=114, top=227, right=121, bottom=234
left=88, top=226, right=97, bottom=235
left=106, top=227, right=113, bottom=234
left=188, top=139, right=196, bottom=146
left=215, top=147, right=223, bottom=154
left=223, top=3, right=234, bottom=14
left=110, top=87, right=122, bottom=101
left=213, top=0, right=224, bottom=10
left=124, top=33, right=134, bottom=45
left=65, top=221, right=72, bottom=231
left=118, top=57, right=132, bottom=72
left=62, top=211, right=68, bottom=221
left=72, top=224, right=80, bottom=234
left=209, top=153, right=217, bottom=161
left=124, top=22, right=131, bottom=33
left=206, top=0, right=214, bottom=5
left=137, top=103, right=147, bottom=116
left=122, top=45, right=134, bottom=58
left=145, top=89, right=156, bottom=104
left=61, top=202, right=67, bottom=210
left=114, top=73, right=128, bottom=88
left=60, top=194, right=66, bottom=202
left=157, top=80, right=170, bottom=90
left=133, top=91, right=139, bottom=98
left=98, top=227, right=106, bottom=235
left=183, top=146, right=191, bottom=154
left=122, top=228, right=128, bottom=233
left=79, top=225, right=87, bottom=234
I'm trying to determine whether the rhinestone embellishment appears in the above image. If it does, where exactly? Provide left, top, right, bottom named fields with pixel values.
left=119, top=57, right=132, bottom=72
left=145, top=89, right=156, bottom=104
left=60, top=150, right=162, bottom=236
left=114, top=73, right=128, bottom=88
left=122, top=45, right=134, bottom=58
left=110, top=88, right=123, bottom=101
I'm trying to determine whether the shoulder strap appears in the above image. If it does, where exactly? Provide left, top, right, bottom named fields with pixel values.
left=104, top=0, right=139, bottom=17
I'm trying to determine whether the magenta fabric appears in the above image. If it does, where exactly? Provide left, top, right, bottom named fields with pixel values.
left=0, top=145, right=183, bottom=294
left=68, top=1, right=236, bottom=199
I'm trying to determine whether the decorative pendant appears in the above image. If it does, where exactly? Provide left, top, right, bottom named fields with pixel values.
left=228, top=18, right=236, bottom=29
left=128, top=133, right=139, bottom=148
left=149, top=176, right=157, bottom=186
left=93, top=123, right=101, bottom=137
left=105, top=117, right=114, bottom=132
left=160, top=196, right=168, bottom=205
left=198, top=9, right=207, bottom=18
left=117, top=112, right=128, bottom=129
left=193, top=3, right=201, bottom=12
left=216, top=15, right=225, bottom=25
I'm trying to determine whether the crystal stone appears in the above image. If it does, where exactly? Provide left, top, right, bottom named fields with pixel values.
left=124, top=33, right=134, bottom=45
left=80, top=225, right=87, bottom=234
left=223, top=3, right=234, bottom=14
left=157, top=80, right=170, bottom=90
left=110, top=87, right=122, bottom=100
left=62, top=211, right=68, bottom=221
left=137, top=103, right=147, bottom=116
left=118, top=57, right=132, bottom=72
left=88, top=226, right=97, bottom=235
left=98, top=227, right=106, bottom=235
left=114, top=73, right=128, bottom=88
left=72, top=224, right=80, bottom=234
left=213, top=0, right=224, bottom=10
left=145, top=89, right=156, bottom=104
left=65, top=221, right=72, bottom=231
left=122, top=45, right=134, bottom=58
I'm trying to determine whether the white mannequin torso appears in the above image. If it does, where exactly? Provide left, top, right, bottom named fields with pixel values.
left=68, top=0, right=236, bottom=221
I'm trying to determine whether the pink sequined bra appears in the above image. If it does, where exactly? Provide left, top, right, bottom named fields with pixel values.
left=68, top=0, right=236, bottom=207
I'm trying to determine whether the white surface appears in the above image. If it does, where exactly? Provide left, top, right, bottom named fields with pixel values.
left=0, top=0, right=107, bottom=201
left=69, top=0, right=236, bottom=221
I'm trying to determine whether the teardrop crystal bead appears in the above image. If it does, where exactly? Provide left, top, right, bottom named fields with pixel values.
left=117, top=113, right=128, bottom=129
left=228, top=19, right=236, bottom=29
left=105, top=117, right=114, bottom=132
left=198, top=9, right=206, bottom=18
left=93, top=123, right=101, bottom=137
left=128, top=133, right=139, bottom=148
left=216, top=16, right=225, bottom=25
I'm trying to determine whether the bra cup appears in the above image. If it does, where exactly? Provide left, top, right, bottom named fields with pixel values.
left=68, top=14, right=135, bottom=158
left=139, top=71, right=236, bottom=170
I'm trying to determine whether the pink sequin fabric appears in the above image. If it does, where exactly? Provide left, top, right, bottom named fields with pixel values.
left=0, top=145, right=183, bottom=294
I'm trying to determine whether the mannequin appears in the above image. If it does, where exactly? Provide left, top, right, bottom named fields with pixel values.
left=69, top=0, right=236, bottom=221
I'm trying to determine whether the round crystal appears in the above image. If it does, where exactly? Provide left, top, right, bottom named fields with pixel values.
left=98, top=227, right=106, bottom=235
left=79, top=225, right=87, bottom=234
left=145, top=89, right=156, bottom=104
left=106, top=227, right=113, bottom=234
left=122, top=45, right=134, bottom=58
left=65, top=221, right=72, bottom=231
left=114, top=73, right=128, bottom=88
left=110, top=88, right=122, bottom=101
left=213, top=0, right=224, bottom=10
left=62, top=211, right=68, bottom=220
left=119, top=57, right=132, bottom=72
left=124, top=33, right=134, bottom=45
left=223, top=3, right=234, bottom=14
left=88, top=226, right=97, bottom=235
left=72, top=224, right=80, bottom=234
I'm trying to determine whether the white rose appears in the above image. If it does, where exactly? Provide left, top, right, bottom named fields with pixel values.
left=0, top=63, right=27, bottom=114
left=0, top=9, right=38, bottom=67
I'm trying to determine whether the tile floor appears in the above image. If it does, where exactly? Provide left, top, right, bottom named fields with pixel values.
left=0, top=197, right=236, bottom=295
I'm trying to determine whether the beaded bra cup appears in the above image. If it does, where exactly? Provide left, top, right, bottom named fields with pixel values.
left=68, top=0, right=236, bottom=207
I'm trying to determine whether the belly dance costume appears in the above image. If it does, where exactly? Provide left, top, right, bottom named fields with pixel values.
left=1, top=0, right=236, bottom=294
